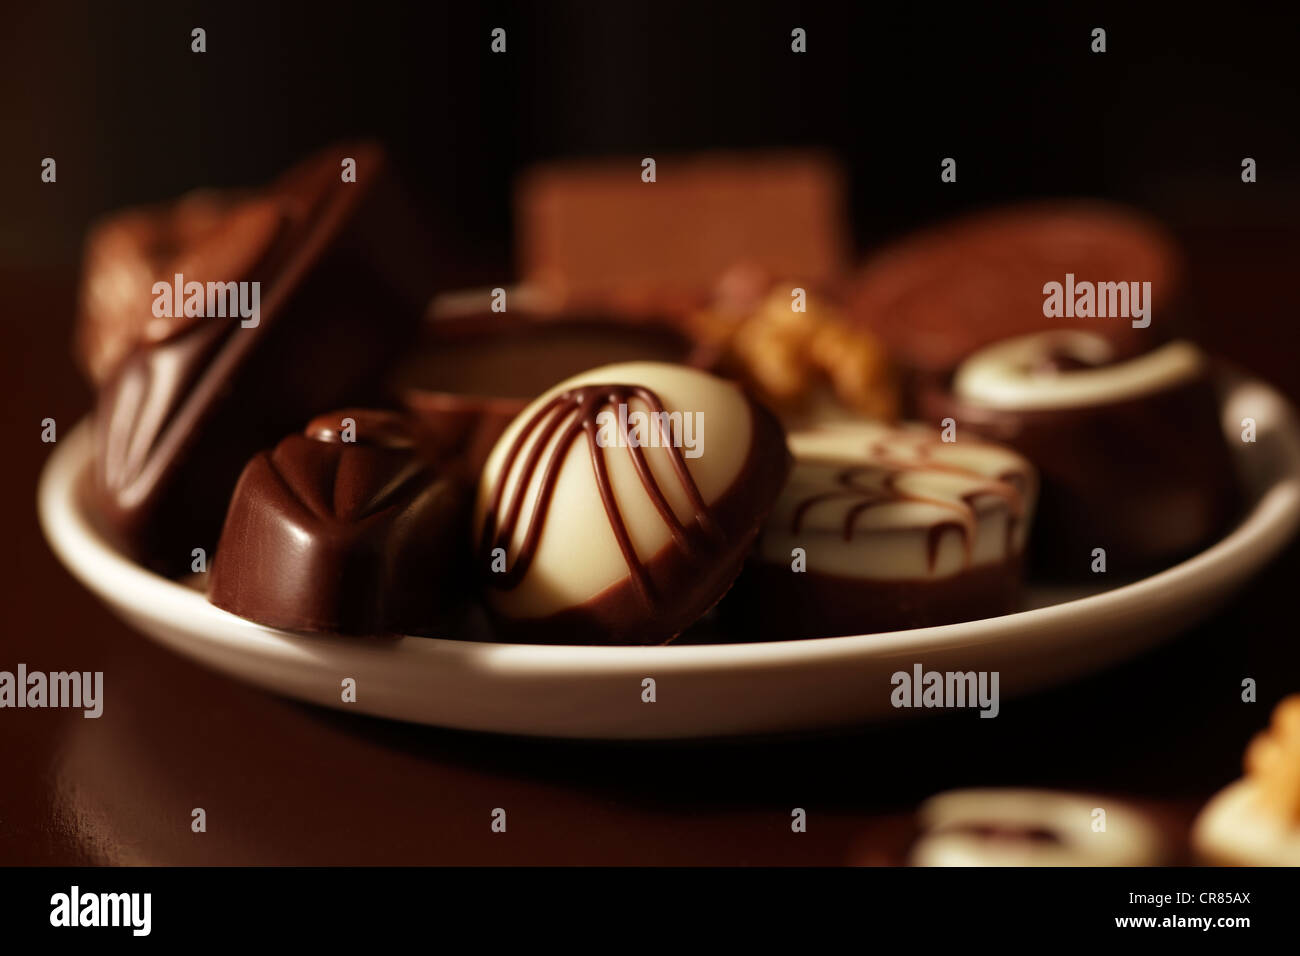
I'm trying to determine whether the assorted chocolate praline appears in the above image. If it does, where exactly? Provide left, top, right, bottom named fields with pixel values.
left=208, top=409, right=469, bottom=636
left=89, top=142, right=435, bottom=574
left=920, top=330, right=1238, bottom=577
left=727, top=422, right=1037, bottom=638
left=74, top=151, right=1244, bottom=642
left=474, top=362, right=791, bottom=645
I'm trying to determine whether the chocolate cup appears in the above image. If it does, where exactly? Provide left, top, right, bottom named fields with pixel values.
left=725, top=557, right=1024, bottom=640
left=393, top=308, right=720, bottom=477
left=482, top=397, right=792, bottom=646
left=208, top=411, right=470, bottom=636
left=919, top=373, right=1240, bottom=578
left=91, top=143, right=436, bottom=573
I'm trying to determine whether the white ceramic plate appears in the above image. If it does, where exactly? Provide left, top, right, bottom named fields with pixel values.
left=38, top=376, right=1300, bottom=740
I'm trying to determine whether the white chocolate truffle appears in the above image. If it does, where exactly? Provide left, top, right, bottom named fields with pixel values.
left=756, top=422, right=1036, bottom=580
left=1192, top=694, right=1300, bottom=865
left=952, top=331, right=1205, bottom=410
left=1192, top=779, right=1300, bottom=866
left=911, top=788, right=1165, bottom=867
left=475, top=362, right=769, bottom=622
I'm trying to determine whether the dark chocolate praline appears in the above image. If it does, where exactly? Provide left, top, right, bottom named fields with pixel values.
left=91, top=143, right=435, bottom=573
left=209, top=409, right=469, bottom=636
left=922, top=334, right=1238, bottom=578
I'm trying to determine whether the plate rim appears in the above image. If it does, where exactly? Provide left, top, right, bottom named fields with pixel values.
left=37, top=375, right=1300, bottom=672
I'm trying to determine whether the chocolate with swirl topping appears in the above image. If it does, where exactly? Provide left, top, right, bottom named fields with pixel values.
left=924, top=330, right=1239, bottom=577
left=475, top=362, right=791, bottom=645
left=727, top=422, right=1037, bottom=639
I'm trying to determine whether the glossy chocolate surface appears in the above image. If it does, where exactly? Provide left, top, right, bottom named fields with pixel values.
left=208, top=409, right=468, bottom=635
left=91, top=143, right=434, bottom=572
left=922, top=370, right=1239, bottom=577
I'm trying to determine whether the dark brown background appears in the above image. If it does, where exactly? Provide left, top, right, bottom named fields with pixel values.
left=2, top=2, right=1299, bottom=864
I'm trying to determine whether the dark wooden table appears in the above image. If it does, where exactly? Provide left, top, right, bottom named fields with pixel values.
left=4, top=220, right=1299, bottom=865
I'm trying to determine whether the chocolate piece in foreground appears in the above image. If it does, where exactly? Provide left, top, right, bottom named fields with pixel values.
left=517, top=151, right=849, bottom=315
left=911, top=789, right=1166, bottom=866
left=922, top=330, right=1238, bottom=577
left=393, top=289, right=719, bottom=474
left=728, top=422, right=1036, bottom=639
left=1192, top=695, right=1300, bottom=865
left=474, top=361, right=791, bottom=645
left=209, top=410, right=469, bottom=636
left=848, top=201, right=1183, bottom=375
left=92, top=143, right=434, bottom=572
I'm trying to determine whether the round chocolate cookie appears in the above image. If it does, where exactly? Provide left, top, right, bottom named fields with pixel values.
left=849, top=201, right=1182, bottom=374
left=474, top=361, right=791, bottom=645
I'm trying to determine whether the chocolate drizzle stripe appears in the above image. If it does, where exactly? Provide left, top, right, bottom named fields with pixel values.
left=620, top=387, right=698, bottom=549
left=481, top=384, right=723, bottom=610
left=497, top=410, right=584, bottom=587
left=842, top=499, right=880, bottom=542
left=624, top=421, right=690, bottom=552
left=584, top=409, right=655, bottom=603
left=492, top=396, right=573, bottom=547
left=626, top=385, right=725, bottom=545
left=926, top=520, right=968, bottom=570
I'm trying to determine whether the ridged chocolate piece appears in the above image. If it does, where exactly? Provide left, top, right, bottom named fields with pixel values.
left=91, top=143, right=434, bottom=572
left=209, top=410, right=469, bottom=636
